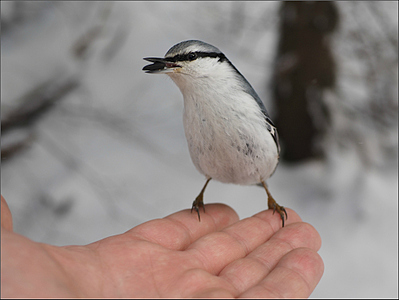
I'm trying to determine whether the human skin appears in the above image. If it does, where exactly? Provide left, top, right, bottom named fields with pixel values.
left=1, top=195, right=323, bottom=298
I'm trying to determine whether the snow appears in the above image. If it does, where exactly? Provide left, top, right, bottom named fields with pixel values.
left=1, top=2, right=397, bottom=298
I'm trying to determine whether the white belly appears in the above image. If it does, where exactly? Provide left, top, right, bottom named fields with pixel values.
left=182, top=93, right=279, bottom=185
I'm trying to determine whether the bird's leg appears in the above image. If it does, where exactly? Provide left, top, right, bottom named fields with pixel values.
left=261, top=180, right=287, bottom=227
left=191, top=178, right=212, bottom=221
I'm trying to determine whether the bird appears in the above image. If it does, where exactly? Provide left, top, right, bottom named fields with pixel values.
left=142, top=40, right=287, bottom=227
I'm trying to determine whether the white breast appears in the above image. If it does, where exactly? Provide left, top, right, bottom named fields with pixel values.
left=168, top=68, right=279, bottom=185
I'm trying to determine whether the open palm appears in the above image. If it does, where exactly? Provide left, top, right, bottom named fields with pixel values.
left=2, top=198, right=323, bottom=298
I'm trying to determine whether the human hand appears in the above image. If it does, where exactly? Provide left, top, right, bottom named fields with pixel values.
left=1, top=195, right=323, bottom=298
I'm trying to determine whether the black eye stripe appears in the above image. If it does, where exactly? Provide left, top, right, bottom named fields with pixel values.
left=166, top=52, right=226, bottom=63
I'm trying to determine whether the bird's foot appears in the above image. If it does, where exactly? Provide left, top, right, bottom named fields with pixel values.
left=191, top=178, right=211, bottom=222
left=269, top=200, right=288, bottom=227
left=191, top=196, right=205, bottom=222
left=262, top=180, right=287, bottom=227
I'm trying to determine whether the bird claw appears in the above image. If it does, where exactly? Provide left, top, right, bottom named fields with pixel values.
left=271, top=203, right=288, bottom=227
left=262, top=181, right=287, bottom=227
left=191, top=197, right=205, bottom=222
left=191, top=178, right=211, bottom=222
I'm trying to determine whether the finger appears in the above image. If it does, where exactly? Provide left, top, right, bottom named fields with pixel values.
left=1, top=195, right=13, bottom=231
left=190, top=248, right=323, bottom=298
left=185, top=208, right=301, bottom=275
left=125, top=203, right=239, bottom=250
left=239, top=248, right=324, bottom=298
left=219, top=221, right=322, bottom=295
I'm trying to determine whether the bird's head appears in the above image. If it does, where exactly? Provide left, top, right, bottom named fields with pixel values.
left=143, top=40, right=231, bottom=79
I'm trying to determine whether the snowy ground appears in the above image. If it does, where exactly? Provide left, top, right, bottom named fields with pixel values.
left=1, top=2, right=398, bottom=298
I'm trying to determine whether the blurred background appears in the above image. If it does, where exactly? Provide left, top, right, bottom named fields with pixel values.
left=1, top=1, right=397, bottom=298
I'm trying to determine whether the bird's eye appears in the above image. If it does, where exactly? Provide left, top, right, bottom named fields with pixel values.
left=188, top=52, right=197, bottom=61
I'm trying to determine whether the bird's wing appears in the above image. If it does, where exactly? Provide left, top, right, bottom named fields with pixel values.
left=228, top=58, right=281, bottom=154
left=264, top=116, right=281, bottom=154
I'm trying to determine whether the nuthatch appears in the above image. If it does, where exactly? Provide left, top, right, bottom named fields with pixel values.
left=143, top=40, right=287, bottom=226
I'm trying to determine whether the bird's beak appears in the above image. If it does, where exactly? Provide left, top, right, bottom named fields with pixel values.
left=142, top=57, right=181, bottom=74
